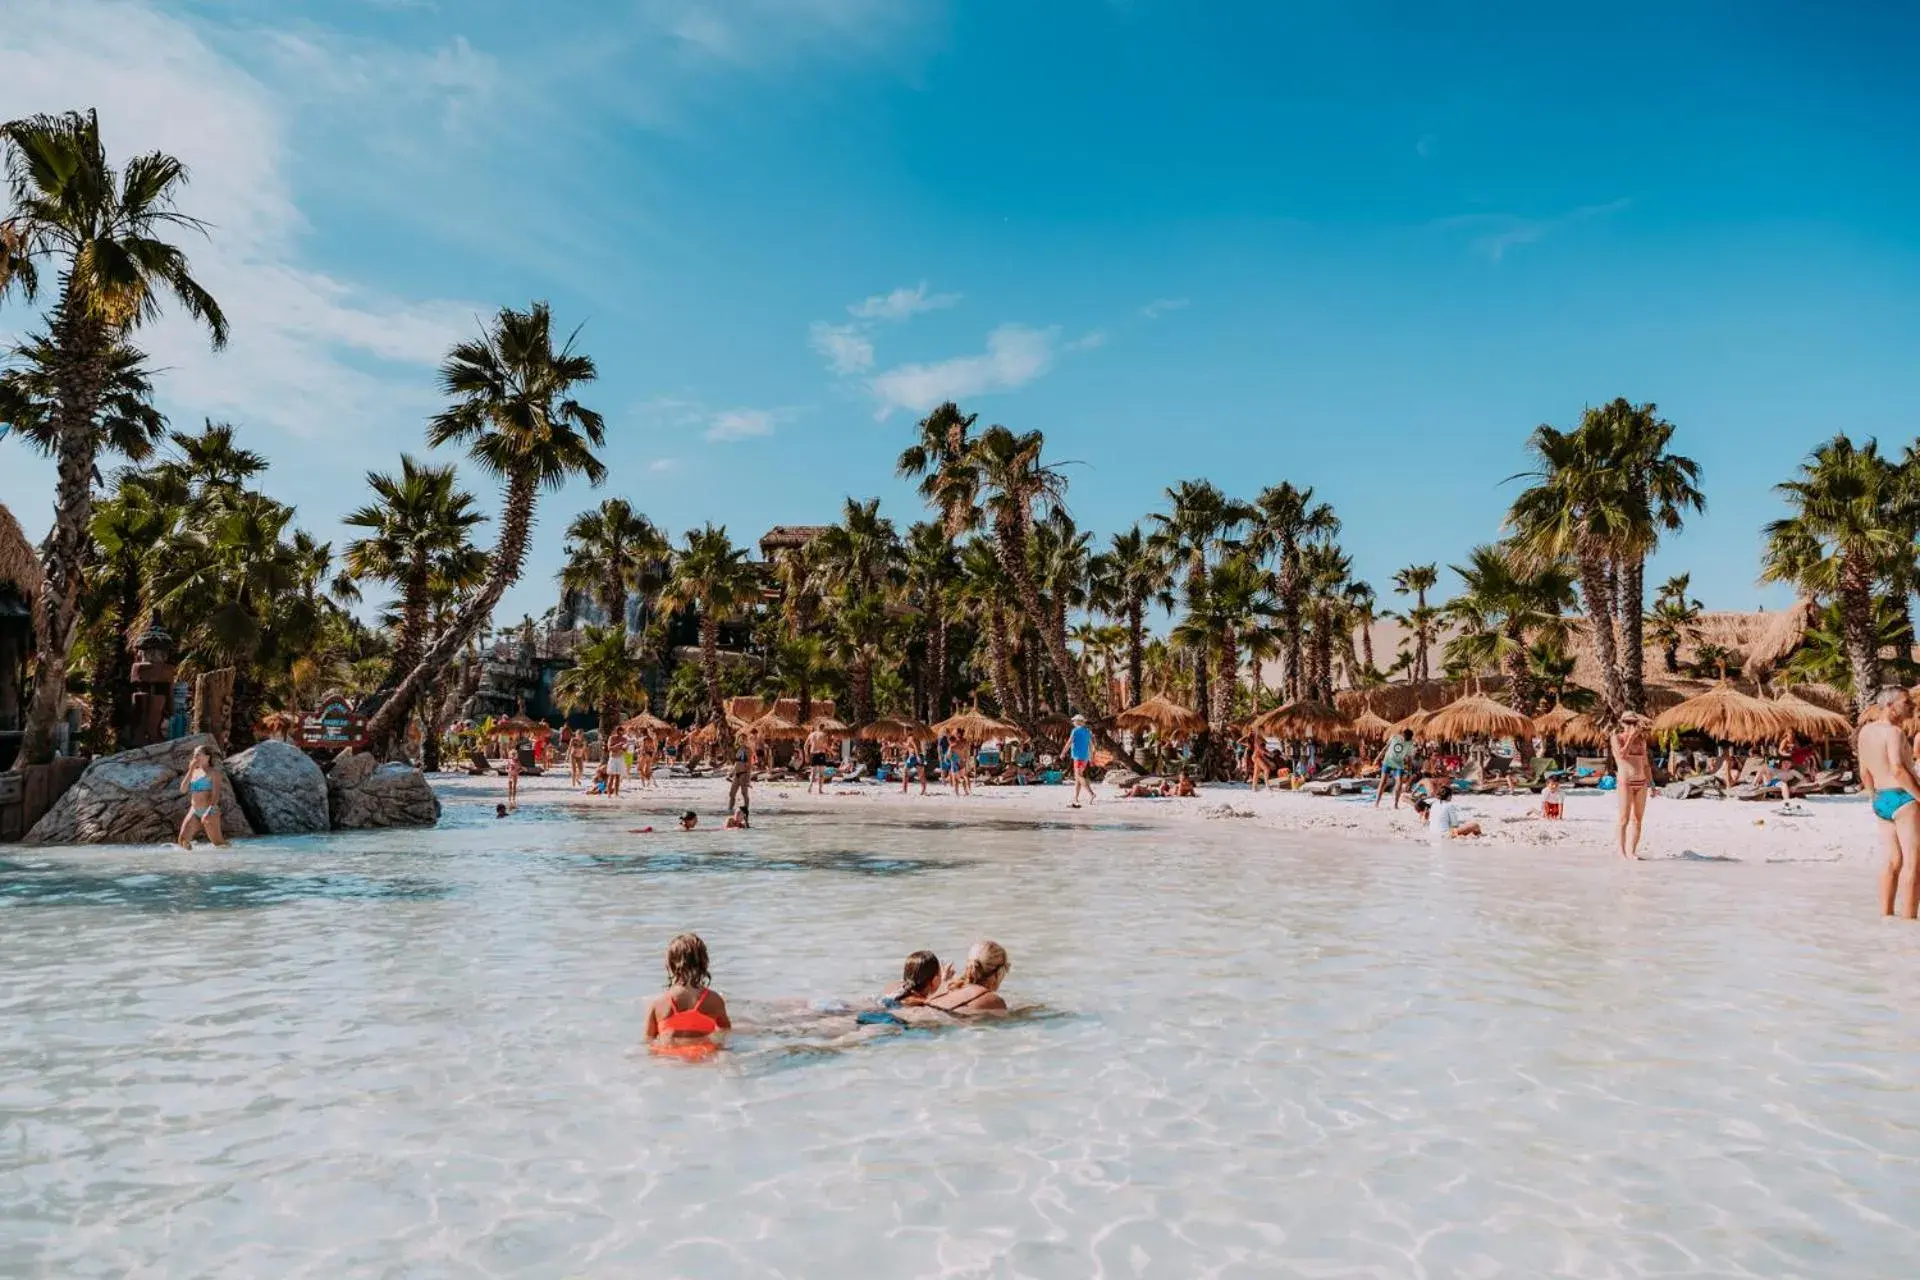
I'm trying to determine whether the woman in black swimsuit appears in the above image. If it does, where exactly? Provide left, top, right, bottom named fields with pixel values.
left=927, top=940, right=1010, bottom=1014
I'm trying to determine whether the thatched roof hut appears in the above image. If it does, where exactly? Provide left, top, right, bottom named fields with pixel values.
left=1767, top=690, right=1852, bottom=741
left=1113, top=693, right=1205, bottom=738
left=1650, top=682, right=1791, bottom=744
left=1251, top=699, right=1350, bottom=739
left=932, top=707, right=1020, bottom=740
left=1425, top=695, right=1532, bottom=742
left=1348, top=709, right=1394, bottom=741
left=857, top=716, right=932, bottom=743
left=0, top=503, right=41, bottom=613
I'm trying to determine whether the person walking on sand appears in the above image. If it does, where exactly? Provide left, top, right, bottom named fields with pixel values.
left=805, top=724, right=832, bottom=795
left=1609, top=711, right=1654, bottom=860
left=1374, top=729, right=1415, bottom=809
left=1248, top=732, right=1271, bottom=791
left=1066, top=713, right=1096, bottom=807
left=1858, top=687, right=1920, bottom=918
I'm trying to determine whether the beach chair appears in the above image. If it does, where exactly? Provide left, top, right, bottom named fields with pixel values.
left=829, top=762, right=868, bottom=785
left=465, top=749, right=494, bottom=775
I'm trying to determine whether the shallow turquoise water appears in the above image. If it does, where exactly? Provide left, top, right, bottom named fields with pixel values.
left=3, top=788, right=1918, bottom=1277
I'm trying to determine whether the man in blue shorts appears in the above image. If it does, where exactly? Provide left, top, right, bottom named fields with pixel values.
left=1374, top=728, right=1416, bottom=809
left=1065, top=713, right=1095, bottom=807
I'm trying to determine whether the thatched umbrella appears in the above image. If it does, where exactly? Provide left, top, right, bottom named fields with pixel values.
left=932, top=706, right=1020, bottom=740
left=0, top=502, right=42, bottom=610
left=1650, top=681, right=1791, bottom=744
left=1766, top=690, right=1852, bottom=741
left=749, top=711, right=808, bottom=741
left=1387, top=706, right=1433, bottom=739
left=1558, top=712, right=1609, bottom=748
left=620, top=711, right=677, bottom=735
left=807, top=715, right=851, bottom=737
left=1250, top=698, right=1349, bottom=739
left=1424, top=694, right=1532, bottom=743
left=494, top=715, right=538, bottom=737
left=1532, top=702, right=1578, bottom=739
left=1113, top=693, right=1206, bottom=738
left=857, top=716, right=933, bottom=743
left=1347, top=709, right=1394, bottom=742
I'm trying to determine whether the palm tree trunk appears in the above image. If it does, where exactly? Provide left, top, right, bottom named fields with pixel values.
left=1617, top=553, right=1647, bottom=713
left=392, top=554, right=430, bottom=681
left=930, top=606, right=948, bottom=719
left=1127, top=603, right=1145, bottom=705
left=1841, top=557, right=1880, bottom=714
left=1578, top=552, right=1629, bottom=718
left=994, top=520, right=1142, bottom=771
left=365, top=470, right=538, bottom=756
left=700, top=613, right=729, bottom=756
left=985, top=606, right=1019, bottom=719
left=1359, top=611, right=1375, bottom=674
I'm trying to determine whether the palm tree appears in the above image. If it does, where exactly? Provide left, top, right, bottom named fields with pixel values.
left=1440, top=544, right=1575, bottom=708
left=551, top=625, right=644, bottom=732
left=896, top=401, right=980, bottom=537
left=812, top=497, right=902, bottom=598
left=1594, top=399, right=1704, bottom=711
left=559, top=497, right=668, bottom=637
left=342, top=455, right=486, bottom=682
left=1506, top=423, right=1638, bottom=718
left=1389, top=563, right=1439, bottom=684
left=1344, top=580, right=1378, bottom=677
left=1171, top=553, right=1277, bottom=759
left=971, top=426, right=1135, bottom=765
left=1088, top=524, right=1172, bottom=707
left=1299, top=540, right=1355, bottom=700
left=765, top=633, right=834, bottom=726
left=1030, top=511, right=1094, bottom=711
left=903, top=520, right=960, bottom=719
left=658, top=524, right=758, bottom=753
left=1149, top=480, right=1251, bottom=737
left=364, top=301, right=605, bottom=754
left=78, top=467, right=181, bottom=751
left=1252, top=482, right=1340, bottom=699
left=0, top=333, right=167, bottom=473
left=1761, top=435, right=1913, bottom=712
left=955, top=536, right=1022, bottom=719
left=2, top=109, right=228, bottom=763
left=1646, top=572, right=1703, bottom=674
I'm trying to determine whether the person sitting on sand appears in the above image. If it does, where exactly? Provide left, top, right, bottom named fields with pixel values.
left=1539, top=778, right=1564, bottom=821
left=644, top=932, right=732, bottom=1045
left=927, top=940, right=1011, bottom=1014
left=1174, top=772, right=1196, bottom=798
left=1122, top=777, right=1168, bottom=798
left=1415, top=786, right=1482, bottom=841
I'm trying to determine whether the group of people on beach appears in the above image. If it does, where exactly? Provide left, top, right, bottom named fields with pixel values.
left=643, top=933, right=1013, bottom=1053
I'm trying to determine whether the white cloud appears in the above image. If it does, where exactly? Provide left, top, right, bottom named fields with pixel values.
left=649, top=458, right=679, bottom=472
left=1140, top=297, right=1189, bottom=320
left=866, top=324, right=1059, bottom=420
left=848, top=281, right=962, bottom=322
left=0, top=0, right=476, bottom=448
left=809, top=321, right=875, bottom=375
left=705, top=408, right=788, bottom=441
left=1433, top=199, right=1632, bottom=262
left=1065, top=330, right=1107, bottom=352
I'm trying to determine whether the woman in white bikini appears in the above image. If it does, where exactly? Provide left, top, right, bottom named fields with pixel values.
left=176, top=745, right=231, bottom=850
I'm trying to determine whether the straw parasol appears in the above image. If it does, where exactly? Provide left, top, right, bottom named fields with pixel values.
left=1424, top=694, right=1532, bottom=742
left=1766, top=690, right=1852, bottom=741
left=1347, top=708, right=1394, bottom=742
left=0, top=502, right=42, bottom=612
left=807, top=715, right=851, bottom=737
left=494, top=715, right=538, bottom=737
left=1532, top=702, right=1578, bottom=739
left=1650, top=681, right=1791, bottom=743
left=857, top=715, right=932, bottom=743
left=748, top=711, right=807, bottom=741
left=1250, top=698, right=1349, bottom=739
left=1387, top=706, right=1433, bottom=739
left=1557, top=712, right=1609, bottom=748
left=1112, top=693, right=1206, bottom=738
left=932, top=706, right=1020, bottom=740
left=620, top=711, right=677, bottom=735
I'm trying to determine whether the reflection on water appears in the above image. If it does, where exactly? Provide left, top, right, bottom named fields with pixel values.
left=4, top=797, right=1918, bottom=1277
left=0, top=859, right=452, bottom=910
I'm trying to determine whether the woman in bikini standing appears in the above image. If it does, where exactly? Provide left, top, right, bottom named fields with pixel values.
left=1610, top=710, right=1653, bottom=860
left=927, top=940, right=1011, bottom=1014
left=176, top=744, right=232, bottom=850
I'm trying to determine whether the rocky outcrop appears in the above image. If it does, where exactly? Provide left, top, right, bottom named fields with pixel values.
left=23, top=734, right=254, bottom=845
left=327, top=751, right=441, bottom=829
left=225, top=739, right=330, bottom=835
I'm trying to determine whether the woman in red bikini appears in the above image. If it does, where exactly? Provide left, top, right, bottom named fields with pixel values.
left=644, top=933, right=732, bottom=1048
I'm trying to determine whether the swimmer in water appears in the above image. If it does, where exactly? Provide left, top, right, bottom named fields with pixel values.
left=495, top=803, right=509, bottom=819
left=854, top=950, right=948, bottom=1028
left=644, top=932, right=731, bottom=1045
left=628, top=811, right=701, bottom=834
left=926, top=940, right=1010, bottom=1014
left=724, top=806, right=749, bottom=829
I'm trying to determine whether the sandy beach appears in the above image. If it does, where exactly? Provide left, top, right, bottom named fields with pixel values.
left=451, top=766, right=1877, bottom=869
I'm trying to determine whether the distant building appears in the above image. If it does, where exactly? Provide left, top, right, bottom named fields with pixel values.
left=758, top=525, right=830, bottom=561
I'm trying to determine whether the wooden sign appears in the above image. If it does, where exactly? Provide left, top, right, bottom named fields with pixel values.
left=294, top=698, right=368, bottom=750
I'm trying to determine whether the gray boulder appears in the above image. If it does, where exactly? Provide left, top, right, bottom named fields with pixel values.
left=327, top=751, right=441, bottom=829
left=225, top=739, right=330, bottom=834
left=24, top=734, right=254, bottom=845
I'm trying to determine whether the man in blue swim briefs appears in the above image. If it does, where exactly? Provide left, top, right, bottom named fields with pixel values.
left=1065, top=713, right=1095, bottom=808
left=1857, top=687, right=1920, bottom=919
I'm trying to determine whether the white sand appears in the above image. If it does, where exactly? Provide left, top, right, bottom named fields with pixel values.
left=446, top=765, right=1878, bottom=868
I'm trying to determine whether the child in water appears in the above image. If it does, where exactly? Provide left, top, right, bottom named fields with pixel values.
left=644, top=933, right=731, bottom=1046
left=855, top=950, right=948, bottom=1027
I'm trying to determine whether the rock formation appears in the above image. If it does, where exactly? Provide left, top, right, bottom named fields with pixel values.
left=23, top=734, right=254, bottom=845
left=327, top=751, right=441, bottom=829
left=225, top=739, right=330, bottom=835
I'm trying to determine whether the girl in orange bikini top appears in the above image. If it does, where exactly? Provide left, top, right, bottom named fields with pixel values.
left=646, top=933, right=732, bottom=1048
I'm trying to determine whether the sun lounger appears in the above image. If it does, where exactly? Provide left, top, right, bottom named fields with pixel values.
left=466, top=749, right=495, bottom=775
left=828, top=763, right=868, bottom=784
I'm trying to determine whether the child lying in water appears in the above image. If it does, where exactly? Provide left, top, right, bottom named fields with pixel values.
left=855, top=950, right=949, bottom=1026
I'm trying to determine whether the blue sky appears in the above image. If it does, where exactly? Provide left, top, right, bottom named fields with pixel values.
left=4, top=0, right=1918, bottom=625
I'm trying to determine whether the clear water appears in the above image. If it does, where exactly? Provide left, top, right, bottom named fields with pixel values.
left=4, top=789, right=1919, bottom=1278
